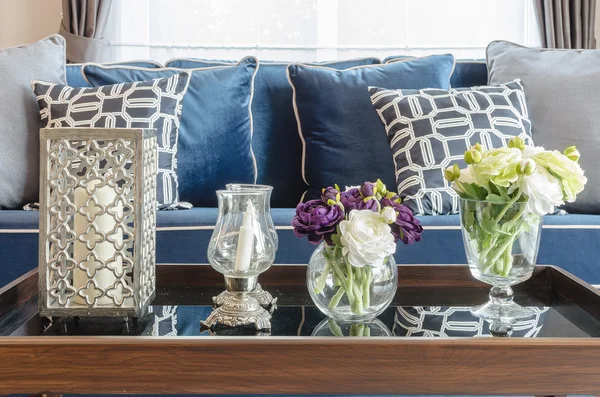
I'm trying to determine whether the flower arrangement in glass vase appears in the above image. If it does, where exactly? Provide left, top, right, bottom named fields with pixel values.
left=445, top=137, right=586, bottom=320
left=292, top=180, right=423, bottom=321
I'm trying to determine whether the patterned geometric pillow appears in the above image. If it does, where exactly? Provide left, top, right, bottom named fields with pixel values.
left=369, top=80, right=533, bottom=215
left=32, top=72, right=191, bottom=209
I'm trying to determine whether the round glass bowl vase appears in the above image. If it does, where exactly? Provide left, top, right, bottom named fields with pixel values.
left=207, top=189, right=277, bottom=278
left=459, top=198, right=542, bottom=322
left=307, top=242, right=397, bottom=322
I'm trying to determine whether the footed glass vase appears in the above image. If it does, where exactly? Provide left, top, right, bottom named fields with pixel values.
left=459, top=198, right=542, bottom=322
left=307, top=242, right=397, bottom=321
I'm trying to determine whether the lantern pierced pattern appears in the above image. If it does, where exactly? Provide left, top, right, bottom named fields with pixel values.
left=38, top=128, right=157, bottom=317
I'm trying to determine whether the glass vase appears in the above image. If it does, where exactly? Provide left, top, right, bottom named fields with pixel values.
left=307, top=242, right=397, bottom=322
left=459, top=198, right=542, bottom=321
left=208, top=190, right=277, bottom=277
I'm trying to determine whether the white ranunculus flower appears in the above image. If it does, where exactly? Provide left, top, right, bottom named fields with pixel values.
left=534, top=150, right=587, bottom=202
left=519, top=166, right=564, bottom=216
left=452, top=165, right=478, bottom=195
left=380, top=206, right=397, bottom=224
left=339, top=210, right=397, bottom=268
left=522, top=145, right=544, bottom=159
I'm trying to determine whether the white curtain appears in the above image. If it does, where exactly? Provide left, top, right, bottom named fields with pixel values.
left=107, top=0, right=542, bottom=63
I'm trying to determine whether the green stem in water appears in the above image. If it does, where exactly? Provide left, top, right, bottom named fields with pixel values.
left=494, top=192, right=522, bottom=224
left=362, top=266, right=371, bottom=309
left=314, top=261, right=331, bottom=295
left=328, top=285, right=346, bottom=309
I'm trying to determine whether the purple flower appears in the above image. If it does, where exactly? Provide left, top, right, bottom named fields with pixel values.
left=359, top=182, right=376, bottom=198
left=381, top=198, right=423, bottom=245
left=321, top=186, right=340, bottom=205
left=340, top=188, right=378, bottom=212
left=292, top=200, right=344, bottom=245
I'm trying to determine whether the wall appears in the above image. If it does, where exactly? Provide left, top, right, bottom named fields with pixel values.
left=0, top=0, right=62, bottom=48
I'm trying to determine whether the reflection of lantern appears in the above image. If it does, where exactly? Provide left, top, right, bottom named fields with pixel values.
left=38, top=128, right=157, bottom=317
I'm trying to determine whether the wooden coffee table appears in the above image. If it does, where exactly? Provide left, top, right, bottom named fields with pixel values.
left=1, top=264, right=600, bottom=396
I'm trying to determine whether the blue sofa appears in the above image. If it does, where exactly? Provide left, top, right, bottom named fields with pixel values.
left=1, top=58, right=599, bottom=290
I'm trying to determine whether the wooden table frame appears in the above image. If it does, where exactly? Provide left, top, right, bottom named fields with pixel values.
left=1, top=264, right=600, bottom=396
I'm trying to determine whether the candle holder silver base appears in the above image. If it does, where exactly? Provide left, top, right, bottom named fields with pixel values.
left=212, top=282, right=277, bottom=308
left=201, top=275, right=272, bottom=331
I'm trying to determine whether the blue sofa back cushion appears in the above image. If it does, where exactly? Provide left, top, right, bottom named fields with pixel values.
left=66, top=60, right=163, bottom=87
left=287, top=55, right=455, bottom=198
left=383, top=56, right=488, bottom=88
left=3, top=210, right=600, bottom=289
left=84, top=57, right=258, bottom=207
left=166, top=57, right=380, bottom=208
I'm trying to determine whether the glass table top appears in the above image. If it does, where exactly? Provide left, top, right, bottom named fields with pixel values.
left=2, top=285, right=600, bottom=338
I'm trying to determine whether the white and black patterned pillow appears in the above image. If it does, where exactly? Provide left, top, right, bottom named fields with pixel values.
left=369, top=80, right=533, bottom=215
left=32, top=72, right=191, bottom=209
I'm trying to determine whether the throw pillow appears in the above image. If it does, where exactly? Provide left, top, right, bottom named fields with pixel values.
left=32, top=72, right=191, bottom=209
left=369, top=80, right=533, bottom=215
left=0, top=35, right=66, bottom=209
left=287, top=55, right=455, bottom=198
left=66, top=60, right=163, bottom=87
left=384, top=56, right=488, bottom=88
left=165, top=57, right=380, bottom=208
left=487, top=40, right=599, bottom=214
left=84, top=57, right=258, bottom=207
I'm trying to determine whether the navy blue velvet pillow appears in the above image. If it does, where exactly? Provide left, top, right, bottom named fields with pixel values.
left=84, top=57, right=258, bottom=207
left=66, top=60, right=163, bottom=88
left=287, top=55, right=455, bottom=196
left=384, top=55, right=487, bottom=88
left=165, top=58, right=380, bottom=208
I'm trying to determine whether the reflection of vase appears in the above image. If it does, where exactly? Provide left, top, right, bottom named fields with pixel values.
left=307, top=242, right=397, bottom=321
left=459, top=199, right=542, bottom=321
left=312, top=318, right=392, bottom=337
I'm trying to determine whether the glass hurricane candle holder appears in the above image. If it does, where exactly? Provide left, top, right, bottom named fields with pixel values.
left=201, top=189, right=277, bottom=330
left=211, top=184, right=278, bottom=307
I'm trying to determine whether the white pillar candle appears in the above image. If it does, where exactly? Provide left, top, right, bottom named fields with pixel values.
left=234, top=200, right=255, bottom=273
left=72, top=179, right=123, bottom=306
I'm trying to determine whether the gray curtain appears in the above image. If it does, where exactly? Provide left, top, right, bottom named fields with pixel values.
left=534, top=0, right=597, bottom=49
left=59, top=0, right=114, bottom=63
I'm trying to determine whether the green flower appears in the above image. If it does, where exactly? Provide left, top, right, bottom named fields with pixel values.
left=564, top=146, right=581, bottom=162
left=473, top=147, right=522, bottom=188
left=534, top=150, right=587, bottom=202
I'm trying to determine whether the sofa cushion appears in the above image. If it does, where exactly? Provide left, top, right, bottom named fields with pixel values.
left=3, top=209, right=600, bottom=288
left=32, top=72, right=191, bottom=209
left=287, top=55, right=455, bottom=200
left=369, top=80, right=533, bottom=215
left=487, top=40, right=600, bottom=214
left=83, top=58, right=259, bottom=207
left=384, top=56, right=488, bottom=88
left=0, top=34, right=66, bottom=210
left=66, top=60, right=164, bottom=88
left=165, top=57, right=381, bottom=208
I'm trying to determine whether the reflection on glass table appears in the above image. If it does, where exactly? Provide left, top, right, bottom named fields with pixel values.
left=10, top=300, right=599, bottom=338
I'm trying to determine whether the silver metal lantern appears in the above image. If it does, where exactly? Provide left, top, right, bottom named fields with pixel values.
left=38, top=128, right=158, bottom=318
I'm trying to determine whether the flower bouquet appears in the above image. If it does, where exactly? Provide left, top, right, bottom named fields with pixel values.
left=445, top=137, right=586, bottom=319
left=292, top=180, right=422, bottom=320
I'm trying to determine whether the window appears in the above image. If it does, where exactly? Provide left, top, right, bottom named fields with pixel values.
left=107, top=0, right=541, bottom=63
